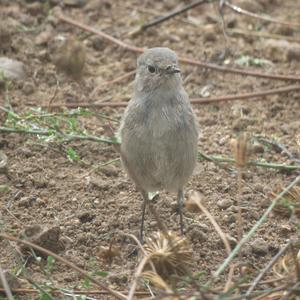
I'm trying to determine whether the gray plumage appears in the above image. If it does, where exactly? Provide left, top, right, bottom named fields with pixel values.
left=118, top=47, right=199, bottom=238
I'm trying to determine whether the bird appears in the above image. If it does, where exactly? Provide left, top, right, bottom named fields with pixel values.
left=118, top=47, right=199, bottom=240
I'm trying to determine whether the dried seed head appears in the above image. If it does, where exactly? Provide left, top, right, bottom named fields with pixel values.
left=143, top=231, right=193, bottom=279
left=273, top=247, right=300, bottom=279
left=273, top=186, right=300, bottom=217
left=141, top=271, right=180, bottom=300
left=230, top=133, right=251, bottom=168
left=185, top=190, right=203, bottom=213
left=142, top=271, right=172, bottom=292
left=98, top=245, right=121, bottom=265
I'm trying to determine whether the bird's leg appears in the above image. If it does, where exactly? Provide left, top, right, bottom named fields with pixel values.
left=140, top=190, right=150, bottom=243
left=177, top=189, right=185, bottom=235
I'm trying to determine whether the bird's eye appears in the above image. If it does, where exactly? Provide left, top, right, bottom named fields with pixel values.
left=147, top=65, right=156, bottom=73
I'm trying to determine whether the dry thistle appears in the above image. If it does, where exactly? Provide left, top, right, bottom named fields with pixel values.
left=143, top=231, right=193, bottom=279
left=185, top=191, right=203, bottom=213
left=272, top=186, right=300, bottom=217
left=230, top=133, right=251, bottom=168
left=98, top=244, right=121, bottom=265
left=273, top=247, right=300, bottom=279
left=141, top=271, right=179, bottom=300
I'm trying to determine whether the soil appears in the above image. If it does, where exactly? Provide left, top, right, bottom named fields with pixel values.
left=0, top=0, right=300, bottom=299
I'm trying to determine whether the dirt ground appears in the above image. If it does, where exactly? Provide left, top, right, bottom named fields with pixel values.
left=0, top=0, right=300, bottom=299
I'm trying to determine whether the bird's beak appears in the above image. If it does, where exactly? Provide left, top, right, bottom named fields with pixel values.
left=165, top=65, right=181, bottom=74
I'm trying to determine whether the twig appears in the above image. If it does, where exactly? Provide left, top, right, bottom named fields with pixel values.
left=1, top=123, right=299, bottom=172
left=0, top=234, right=127, bottom=300
left=245, top=241, right=292, bottom=298
left=57, top=13, right=143, bottom=53
left=41, top=101, right=129, bottom=109
left=236, top=168, right=243, bottom=269
left=224, top=1, right=300, bottom=28
left=129, top=0, right=211, bottom=35
left=290, top=242, right=300, bottom=281
left=80, top=158, right=120, bottom=178
left=90, top=70, right=136, bottom=98
left=198, top=152, right=300, bottom=171
left=256, top=137, right=300, bottom=164
left=128, top=256, right=150, bottom=300
left=214, top=175, right=300, bottom=277
left=189, top=191, right=231, bottom=255
left=43, top=84, right=300, bottom=109
left=178, top=56, right=300, bottom=81
left=227, top=28, right=300, bottom=43
left=0, top=263, right=14, bottom=300
left=188, top=191, right=235, bottom=291
left=0, top=288, right=150, bottom=296
left=57, top=14, right=300, bottom=81
left=278, top=282, right=300, bottom=300
left=47, top=74, right=59, bottom=109
left=0, top=126, right=118, bottom=145
left=123, top=233, right=157, bottom=273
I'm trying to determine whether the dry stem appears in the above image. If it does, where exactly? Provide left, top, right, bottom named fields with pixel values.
left=0, top=234, right=126, bottom=300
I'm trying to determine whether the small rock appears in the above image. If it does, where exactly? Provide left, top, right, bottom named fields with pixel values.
left=18, top=225, right=64, bottom=257
left=0, top=271, right=21, bottom=290
left=35, top=30, right=53, bottom=46
left=63, top=0, right=86, bottom=7
left=170, top=200, right=179, bottom=213
left=232, top=117, right=254, bottom=131
left=18, top=196, right=35, bottom=208
left=226, top=16, right=237, bottom=28
left=269, top=24, right=294, bottom=36
left=100, top=165, right=119, bottom=177
left=0, top=22, right=12, bottom=51
left=203, top=24, right=218, bottom=42
left=89, top=176, right=110, bottom=190
left=90, top=36, right=105, bottom=51
left=188, top=228, right=208, bottom=242
left=0, top=57, right=26, bottom=80
left=27, top=2, right=44, bottom=16
left=78, top=211, right=96, bottom=223
left=251, top=238, right=269, bottom=255
left=23, top=81, right=35, bottom=95
left=217, top=198, right=233, bottom=210
left=252, top=143, right=265, bottom=154
left=235, top=0, right=263, bottom=13
left=50, top=36, right=86, bottom=81
left=217, top=234, right=237, bottom=248
left=286, top=47, right=300, bottom=62
left=264, top=39, right=300, bottom=62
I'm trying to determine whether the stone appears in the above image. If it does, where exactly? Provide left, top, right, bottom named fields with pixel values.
left=251, top=238, right=269, bottom=255
left=23, top=81, right=35, bottom=95
left=0, top=57, right=26, bottom=80
left=264, top=39, right=300, bottom=62
left=18, top=225, right=64, bottom=257
left=188, top=228, right=208, bottom=242
left=217, top=198, right=233, bottom=210
left=235, top=0, right=263, bottom=13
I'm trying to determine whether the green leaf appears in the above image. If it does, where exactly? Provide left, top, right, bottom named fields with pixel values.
left=40, top=292, right=54, bottom=300
left=235, top=55, right=272, bottom=67
left=46, top=256, right=55, bottom=272
left=66, top=147, right=81, bottom=162
left=95, top=271, right=109, bottom=277
left=82, top=277, right=91, bottom=289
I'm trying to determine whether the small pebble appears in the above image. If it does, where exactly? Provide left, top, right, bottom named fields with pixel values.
left=23, top=82, right=35, bottom=95
left=251, top=238, right=269, bottom=255
left=217, top=198, right=233, bottom=210
left=188, top=228, right=208, bottom=242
